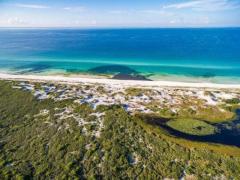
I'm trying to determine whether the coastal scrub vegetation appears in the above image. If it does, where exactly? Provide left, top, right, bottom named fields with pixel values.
left=125, top=87, right=236, bottom=123
left=0, top=80, right=240, bottom=179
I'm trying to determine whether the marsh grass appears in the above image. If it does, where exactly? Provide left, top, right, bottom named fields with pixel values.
left=166, top=118, right=217, bottom=136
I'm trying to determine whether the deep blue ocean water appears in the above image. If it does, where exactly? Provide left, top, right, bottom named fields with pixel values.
left=0, top=28, right=240, bottom=83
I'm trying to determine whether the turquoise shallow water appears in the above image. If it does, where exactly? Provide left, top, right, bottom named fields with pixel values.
left=0, top=28, right=240, bottom=83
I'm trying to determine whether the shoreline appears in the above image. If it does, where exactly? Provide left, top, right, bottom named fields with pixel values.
left=1, top=73, right=240, bottom=89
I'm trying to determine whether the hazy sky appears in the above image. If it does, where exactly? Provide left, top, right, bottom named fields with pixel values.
left=0, top=0, right=240, bottom=27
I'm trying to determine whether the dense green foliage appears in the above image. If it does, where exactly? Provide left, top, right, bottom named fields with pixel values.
left=0, top=80, right=240, bottom=179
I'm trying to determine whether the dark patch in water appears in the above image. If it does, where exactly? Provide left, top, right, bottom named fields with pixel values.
left=89, top=64, right=151, bottom=80
left=202, top=72, right=215, bottom=78
left=140, top=110, right=240, bottom=147
left=112, top=73, right=151, bottom=81
left=65, top=69, right=84, bottom=73
left=88, top=65, right=138, bottom=74
left=15, top=63, right=52, bottom=74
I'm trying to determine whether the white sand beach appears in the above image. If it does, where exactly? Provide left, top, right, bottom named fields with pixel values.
left=1, top=73, right=240, bottom=89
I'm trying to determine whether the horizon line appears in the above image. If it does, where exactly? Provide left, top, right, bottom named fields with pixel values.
left=0, top=26, right=240, bottom=30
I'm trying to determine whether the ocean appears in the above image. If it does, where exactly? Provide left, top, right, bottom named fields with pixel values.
left=0, top=28, right=240, bottom=83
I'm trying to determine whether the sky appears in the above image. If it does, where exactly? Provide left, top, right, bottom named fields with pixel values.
left=0, top=0, right=240, bottom=28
